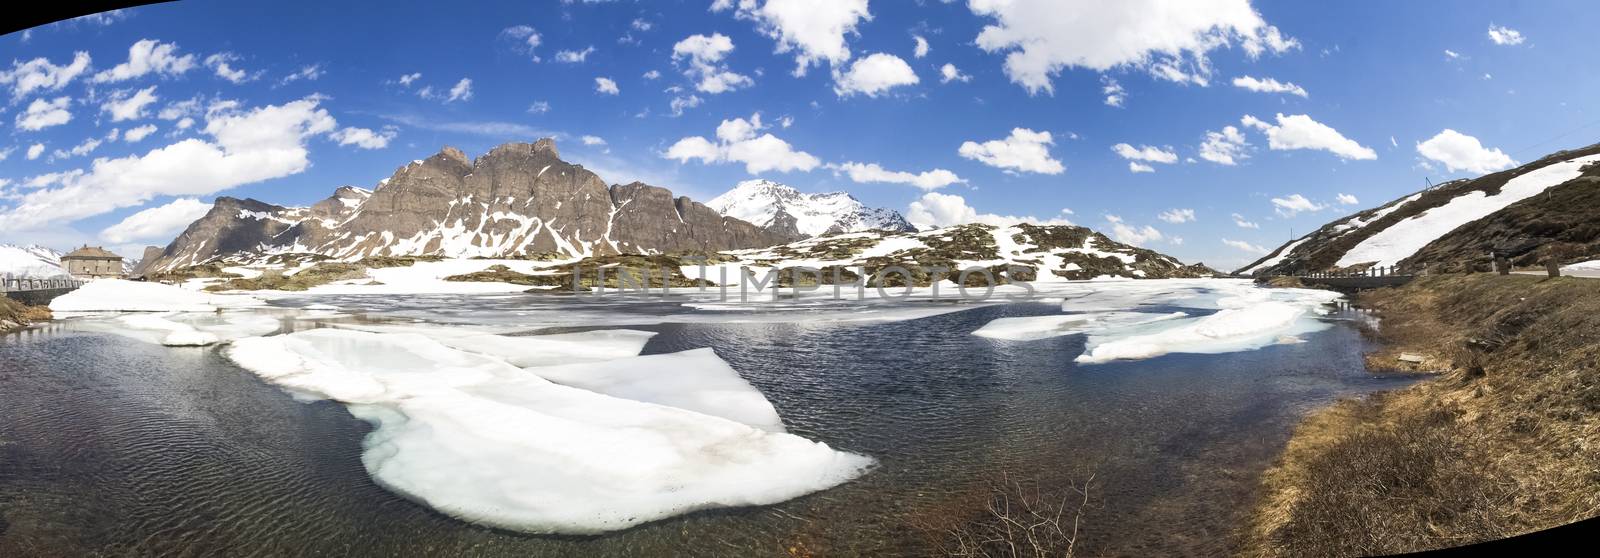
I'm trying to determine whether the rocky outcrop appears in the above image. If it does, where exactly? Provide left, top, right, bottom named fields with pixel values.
left=142, top=140, right=789, bottom=273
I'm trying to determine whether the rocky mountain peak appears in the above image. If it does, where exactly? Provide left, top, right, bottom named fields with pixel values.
left=707, top=179, right=914, bottom=238
left=532, top=137, right=559, bottom=158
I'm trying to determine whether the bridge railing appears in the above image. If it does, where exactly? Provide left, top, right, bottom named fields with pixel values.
left=0, top=274, right=86, bottom=293
left=1283, top=265, right=1416, bottom=280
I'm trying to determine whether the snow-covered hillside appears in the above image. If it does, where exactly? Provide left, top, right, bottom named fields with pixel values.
left=1239, top=143, right=1600, bottom=275
left=707, top=179, right=914, bottom=238
left=0, top=244, right=67, bottom=277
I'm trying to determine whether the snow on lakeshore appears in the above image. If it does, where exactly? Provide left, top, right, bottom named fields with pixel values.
left=226, top=328, right=871, bottom=534
left=50, top=279, right=265, bottom=313
left=973, top=312, right=1187, bottom=341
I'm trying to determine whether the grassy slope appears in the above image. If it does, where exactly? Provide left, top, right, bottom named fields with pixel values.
left=1245, top=275, right=1600, bottom=556
left=0, top=296, right=52, bottom=333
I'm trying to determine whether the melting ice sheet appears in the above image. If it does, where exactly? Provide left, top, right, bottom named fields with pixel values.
left=226, top=328, right=871, bottom=534
left=973, top=281, right=1343, bottom=364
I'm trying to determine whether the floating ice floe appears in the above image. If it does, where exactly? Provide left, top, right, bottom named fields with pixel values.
left=1075, top=293, right=1337, bottom=364
left=226, top=328, right=871, bottom=534
left=50, top=279, right=265, bottom=313
left=972, top=311, right=1187, bottom=341
left=81, top=312, right=284, bottom=346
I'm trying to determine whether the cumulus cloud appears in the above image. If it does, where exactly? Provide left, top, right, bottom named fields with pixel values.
left=123, top=124, right=158, bottom=142
left=1270, top=193, right=1326, bottom=217
left=101, top=86, right=159, bottom=122
left=716, top=0, right=872, bottom=76
left=0, top=52, right=91, bottom=100
left=595, top=77, right=620, bottom=95
left=500, top=25, right=543, bottom=60
left=396, top=72, right=422, bottom=87
left=99, top=197, right=212, bottom=244
left=26, top=144, right=45, bottom=160
left=1487, top=24, right=1524, bottom=46
left=446, top=78, right=473, bottom=102
left=672, top=33, right=754, bottom=94
left=51, top=136, right=103, bottom=161
left=92, top=39, right=195, bottom=83
left=527, top=100, right=550, bottom=114
left=958, top=128, right=1065, bottom=174
left=939, top=63, right=971, bottom=84
left=1336, top=193, right=1359, bottom=205
left=580, top=135, right=607, bottom=146
left=1241, top=113, right=1376, bottom=160
left=555, top=46, right=597, bottom=64
left=967, top=0, right=1298, bottom=95
left=669, top=93, right=702, bottom=115
left=15, top=96, right=73, bottom=131
left=329, top=126, right=397, bottom=149
left=1101, top=76, right=1125, bottom=107
left=1158, top=208, right=1196, bottom=223
left=832, top=52, right=918, bottom=97
left=1103, top=214, right=1164, bottom=246
left=1199, top=125, right=1249, bottom=165
left=832, top=162, right=965, bottom=190
left=1112, top=143, right=1177, bottom=172
left=278, top=64, right=324, bottom=86
left=1222, top=238, right=1269, bottom=254
left=1231, top=75, right=1307, bottom=97
left=913, top=35, right=930, bottom=58
left=906, top=191, right=1074, bottom=228
left=204, top=53, right=255, bottom=83
left=1231, top=213, right=1260, bottom=229
left=0, top=96, right=338, bottom=231
left=1415, top=129, right=1516, bottom=174
left=663, top=112, right=820, bottom=174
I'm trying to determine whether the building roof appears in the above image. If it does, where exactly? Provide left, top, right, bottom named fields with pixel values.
left=63, top=246, right=123, bottom=260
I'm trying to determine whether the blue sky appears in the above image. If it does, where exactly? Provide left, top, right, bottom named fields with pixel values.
left=2, top=0, right=1597, bottom=269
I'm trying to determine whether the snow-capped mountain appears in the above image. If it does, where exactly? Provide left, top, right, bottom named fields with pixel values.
left=707, top=179, right=915, bottom=239
left=1239, top=142, right=1600, bottom=275
left=0, top=244, right=67, bottom=278
left=141, top=140, right=790, bottom=273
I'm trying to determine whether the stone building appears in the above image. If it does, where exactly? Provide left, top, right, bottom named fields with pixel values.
left=61, top=246, right=124, bottom=279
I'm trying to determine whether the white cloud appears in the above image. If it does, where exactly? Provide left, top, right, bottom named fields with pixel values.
left=717, top=0, right=872, bottom=76
left=1101, top=76, right=1125, bottom=107
left=663, top=112, right=820, bottom=174
left=669, top=93, right=702, bottom=115
left=595, top=77, right=620, bottom=95
left=204, top=53, right=254, bottom=83
left=968, top=0, right=1298, bottom=95
left=329, top=126, right=397, bottom=149
left=1158, top=208, right=1196, bottom=223
left=26, top=143, right=45, bottom=160
left=906, top=191, right=1074, bottom=228
left=913, top=35, right=930, bottom=58
left=1129, top=162, right=1154, bottom=173
left=939, top=63, right=971, bottom=84
left=100, top=198, right=212, bottom=244
left=15, top=96, right=73, bottom=131
left=580, top=135, right=607, bottom=146
left=1230, top=213, right=1260, bottom=229
left=1112, top=143, right=1178, bottom=167
left=124, top=124, right=158, bottom=142
left=527, top=100, right=550, bottom=114
left=278, top=64, right=324, bottom=86
left=1270, top=193, right=1326, bottom=217
left=1222, top=238, right=1269, bottom=254
left=555, top=46, right=597, bottom=63
left=500, top=25, right=543, bottom=60
left=92, top=39, right=196, bottom=83
left=1415, top=129, right=1516, bottom=174
left=1336, top=193, right=1359, bottom=205
left=832, top=52, right=918, bottom=97
left=632, top=18, right=653, bottom=31
left=0, top=96, right=338, bottom=231
left=396, top=72, right=422, bottom=86
left=958, top=128, right=1065, bottom=174
left=1199, top=125, right=1251, bottom=165
left=1487, top=24, right=1524, bottom=46
left=52, top=136, right=103, bottom=160
left=446, top=78, right=473, bottom=103
left=1103, top=214, right=1164, bottom=246
left=1231, top=75, right=1307, bottom=97
left=101, top=86, right=159, bottom=122
left=0, top=52, right=91, bottom=100
left=1444, top=49, right=1461, bottom=59
left=833, top=162, right=965, bottom=190
left=1241, top=113, right=1376, bottom=160
left=642, top=70, right=662, bottom=80
left=672, top=33, right=754, bottom=93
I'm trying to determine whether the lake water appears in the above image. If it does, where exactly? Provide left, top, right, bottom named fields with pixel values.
left=0, top=298, right=1419, bottom=556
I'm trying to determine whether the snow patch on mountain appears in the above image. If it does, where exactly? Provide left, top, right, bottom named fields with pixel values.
left=0, top=244, right=67, bottom=277
left=707, top=179, right=914, bottom=238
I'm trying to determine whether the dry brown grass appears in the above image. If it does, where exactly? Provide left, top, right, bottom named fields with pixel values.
left=1245, top=275, right=1600, bottom=556
left=919, top=475, right=1095, bottom=558
left=0, top=296, right=51, bottom=333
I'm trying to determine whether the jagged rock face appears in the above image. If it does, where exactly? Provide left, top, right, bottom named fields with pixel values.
left=707, top=179, right=915, bottom=238
left=130, top=246, right=165, bottom=277
left=142, top=140, right=788, bottom=272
